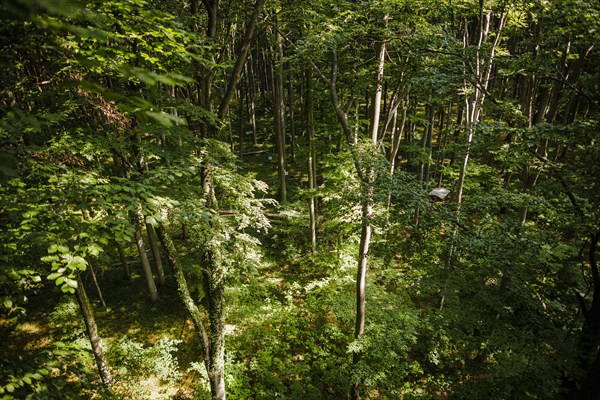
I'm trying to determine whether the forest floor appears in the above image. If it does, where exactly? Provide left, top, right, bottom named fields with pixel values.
left=0, top=265, right=207, bottom=399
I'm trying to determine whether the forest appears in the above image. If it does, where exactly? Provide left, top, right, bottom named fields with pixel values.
left=1, top=0, right=599, bottom=398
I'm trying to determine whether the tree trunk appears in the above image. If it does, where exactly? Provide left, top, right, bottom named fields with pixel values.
left=201, top=162, right=227, bottom=400
left=273, top=32, right=287, bottom=203
left=288, top=69, right=296, bottom=164
left=307, top=69, right=317, bottom=254
left=217, top=0, right=267, bottom=119
left=422, top=102, right=435, bottom=186
left=86, top=259, right=107, bottom=310
left=75, top=275, right=112, bottom=387
left=155, top=225, right=212, bottom=380
left=146, top=222, right=166, bottom=286
left=245, top=58, right=258, bottom=145
left=116, top=242, right=131, bottom=281
left=569, top=232, right=600, bottom=400
left=81, top=209, right=107, bottom=308
left=351, top=182, right=374, bottom=400
left=456, top=8, right=506, bottom=204
left=134, top=223, right=159, bottom=302
left=370, top=40, right=387, bottom=143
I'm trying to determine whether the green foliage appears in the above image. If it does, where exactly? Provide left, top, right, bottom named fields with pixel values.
left=1, top=0, right=599, bottom=398
left=109, top=336, right=182, bottom=390
left=0, top=341, right=108, bottom=400
left=1, top=297, right=108, bottom=399
left=226, top=279, right=355, bottom=399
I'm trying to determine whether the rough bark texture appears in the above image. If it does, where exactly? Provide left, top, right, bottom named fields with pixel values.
left=201, top=163, right=227, bottom=400
left=155, top=225, right=211, bottom=365
left=75, top=276, right=112, bottom=387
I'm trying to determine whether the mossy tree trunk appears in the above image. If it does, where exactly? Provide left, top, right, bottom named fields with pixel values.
left=75, top=275, right=112, bottom=387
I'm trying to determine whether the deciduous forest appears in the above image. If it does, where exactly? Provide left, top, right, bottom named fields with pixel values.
left=1, top=0, right=599, bottom=398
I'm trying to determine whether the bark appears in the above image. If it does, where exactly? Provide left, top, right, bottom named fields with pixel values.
left=309, top=42, right=383, bottom=400
left=238, top=87, right=244, bottom=156
left=434, top=103, right=449, bottom=185
left=456, top=8, right=506, bottom=204
left=116, top=242, right=131, bottom=281
left=273, top=32, right=287, bottom=202
left=421, top=101, right=435, bottom=185
left=146, top=222, right=166, bottom=287
left=387, top=91, right=409, bottom=176
left=370, top=40, right=387, bottom=144
left=245, top=58, right=258, bottom=145
left=134, top=223, right=159, bottom=302
left=87, top=259, right=107, bottom=310
left=307, top=69, right=317, bottom=254
left=570, top=233, right=600, bottom=400
left=288, top=69, right=297, bottom=164
left=196, top=1, right=266, bottom=397
left=75, top=275, right=112, bottom=387
left=81, top=209, right=107, bottom=308
left=200, top=0, right=218, bottom=39
left=350, top=179, right=374, bottom=400
left=201, top=163, right=227, bottom=400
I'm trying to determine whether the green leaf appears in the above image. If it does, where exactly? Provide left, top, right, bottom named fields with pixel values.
left=68, top=256, right=87, bottom=271
left=64, top=278, right=78, bottom=289
left=7, top=271, right=20, bottom=280
left=47, top=272, right=62, bottom=281
left=3, top=297, right=13, bottom=308
left=61, top=284, right=75, bottom=294
left=87, top=243, right=102, bottom=257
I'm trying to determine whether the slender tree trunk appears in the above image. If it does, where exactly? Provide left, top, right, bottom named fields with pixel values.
left=238, top=88, right=244, bottom=156
left=134, top=223, right=159, bottom=302
left=456, top=8, right=506, bottom=204
left=196, top=2, right=266, bottom=398
left=75, top=275, right=112, bottom=387
left=288, top=69, right=296, bottom=164
left=308, top=50, right=379, bottom=400
left=201, top=163, right=227, bottom=400
left=351, top=181, right=374, bottom=400
left=354, top=34, right=386, bottom=400
left=217, top=0, right=267, bottom=119
left=434, top=103, right=449, bottom=185
left=155, top=224, right=212, bottom=378
left=86, top=259, right=107, bottom=310
left=116, top=242, right=131, bottom=281
left=81, top=209, right=107, bottom=308
left=423, top=102, right=435, bottom=186
left=273, top=32, right=287, bottom=202
left=146, top=222, right=166, bottom=286
left=370, top=40, right=387, bottom=143
left=307, top=69, right=317, bottom=254
left=245, top=58, right=258, bottom=145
